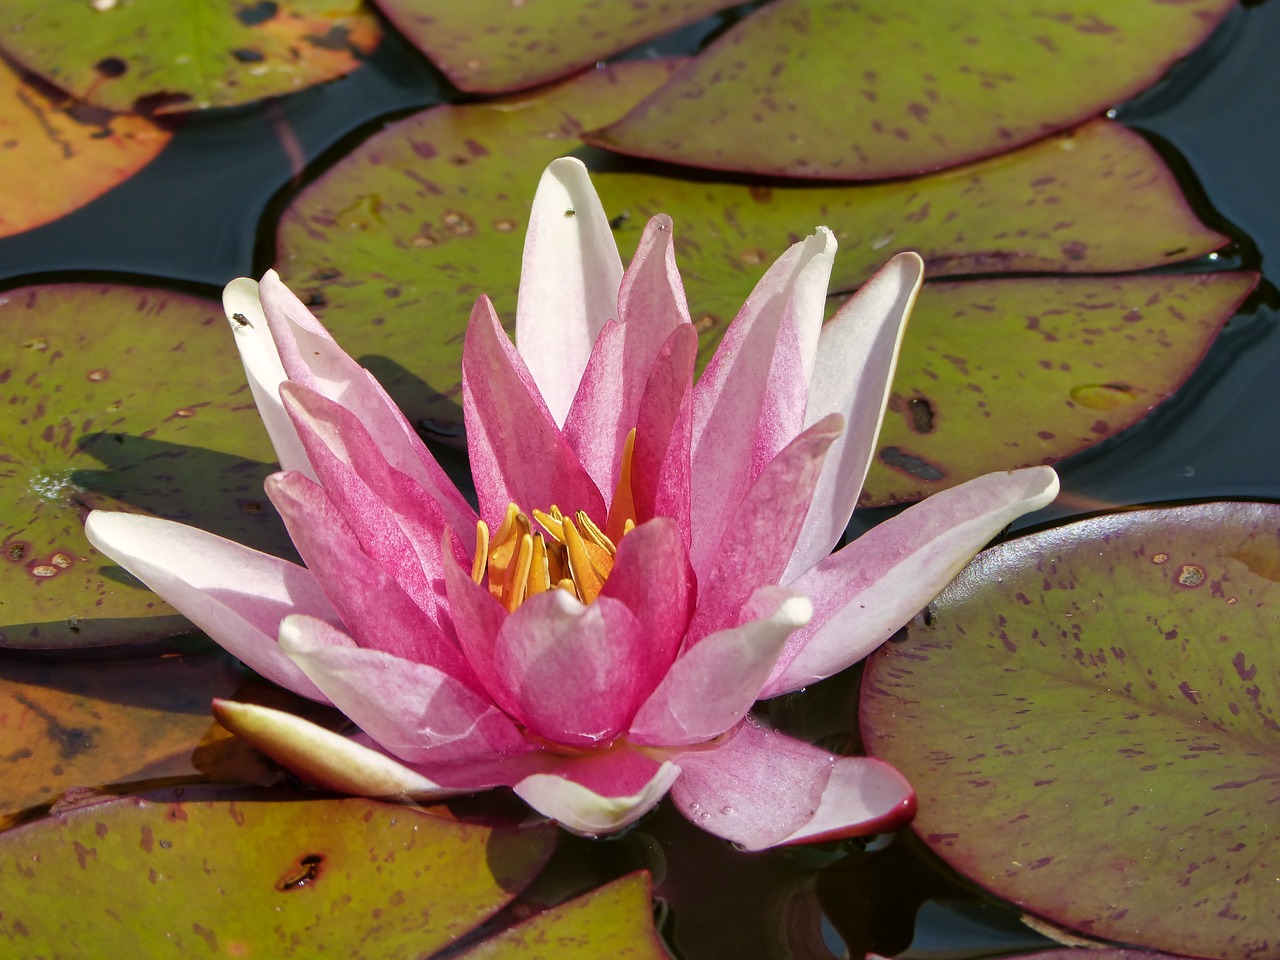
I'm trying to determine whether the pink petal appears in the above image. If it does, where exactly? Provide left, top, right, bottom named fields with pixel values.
left=783, top=252, right=924, bottom=582
left=669, top=717, right=913, bottom=851
left=463, top=296, right=605, bottom=523
left=278, top=615, right=528, bottom=765
left=689, top=229, right=836, bottom=574
left=281, top=382, right=458, bottom=625
left=630, top=587, right=811, bottom=747
left=257, top=270, right=475, bottom=542
left=84, top=511, right=335, bottom=702
left=212, top=699, right=461, bottom=799
left=562, top=319, right=629, bottom=501
left=265, top=472, right=474, bottom=684
left=222, top=277, right=312, bottom=479
left=598, top=517, right=695, bottom=693
left=763, top=466, right=1060, bottom=697
left=440, top=546, right=521, bottom=719
left=491, top=591, right=646, bottom=747
left=513, top=746, right=682, bottom=836
left=515, top=157, right=624, bottom=427
left=685, top=414, right=841, bottom=642
left=632, top=323, right=696, bottom=546
left=616, top=214, right=694, bottom=366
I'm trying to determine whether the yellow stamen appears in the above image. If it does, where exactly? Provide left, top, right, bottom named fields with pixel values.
left=506, top=533, right=534, bottom=612
left=556, top=577, right=578, bottom=599
left=561, top=514, right=610, bottom=603
left=606, top=428, right=638, bottom=542
left=576, top=511, right=616, bottom=557
left=526, top=533, right=549, bottom=597
left=532, top=508, right=565, bottom=543
left=471, top=520, right=490, bottom=584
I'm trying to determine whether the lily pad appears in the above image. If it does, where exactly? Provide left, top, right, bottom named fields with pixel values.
left=0, top=791, right=556, bottom=956
left=0, top=0, right=380, bottom=114
left=372, top=0, right=738, bottom=93
left=860, top=271, right=1260, bottom=506
left=860, top=501, right=1280, bottom=959
left=587, top=0, right=1236, bottom=179
left=0, top=653, right=260, bottom=829
left=0, top=58, right=171, bottom=239
left=276, top=52, right=1226, bottom=436
left=455, top=872, right=667, bottom=960
left=0, top=284, right=291, bottom=650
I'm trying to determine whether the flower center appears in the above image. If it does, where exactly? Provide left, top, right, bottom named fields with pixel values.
left=471, top=430, right=638, bottom=611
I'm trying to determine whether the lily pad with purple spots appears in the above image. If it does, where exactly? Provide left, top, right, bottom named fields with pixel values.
left=587, top=0, right=1237, bottom=179
left=0, top=284, right=290, bottom=649
left=860, top=501, right=1280, bottom=959
left=861, top=271, right=1260, bottom=506
left=0, top=790, right=556, bottom=955
left=0, top=0, right=380, bottom=114
left=372, top=0, right=739, bottom=93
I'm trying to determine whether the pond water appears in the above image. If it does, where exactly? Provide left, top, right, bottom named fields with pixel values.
left=0, top=2, right=1277, bottom=958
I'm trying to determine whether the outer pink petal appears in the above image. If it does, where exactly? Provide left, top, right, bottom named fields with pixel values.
left=222, top=277, right=312, bottom=479
left=616, top=214, right=693, bottom=367
left=440, top=546, right=518, bottom=718
left=257, top=270, right=475, bottom=543
left=265, top=472, right=473, bottom=684
left=278, top=615, right=528, bottom=765
left=689, top=229, right=836, bottom=574
left=281, top=383, right=457, bottom=625
left=463, top=296, right=605, bottom=523
left=515, top=157, right=624, bottom=427
left=513, top=746, right=682, bottom=836
left=629, top=587, right=811, bottom=747
left=491, top=591, right=647, bottom=747
left=632, top=323, right=696, bottom=545
left=562, top=319, right=629, bottom=501
left=685, top=414, right=841, bottom=642
left=783, top=252, right=923, bottom=582
left=763, top=466, right=1060, bottom=697
left=84, top=511, right=334, bottom=702
left=668, top=717, right=914, bottom=851
left=597, top=517, right=695, bottom=694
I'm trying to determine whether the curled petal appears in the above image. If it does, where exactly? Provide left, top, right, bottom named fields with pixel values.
left=630, top=587, right=811, bottom=746
left=515, top=157, right=624, bottom=427
left=763, top=466, right=1060, bottom=697
left=222, top=277, right=312, bottom=478
left=84, top=511, right=335, bottom=702
left=669, top=718, right=914, bottom=851
left=278, top=615, right=529, bottom=765
left=513, top=748, right=682, bottom=836
left=492, top=591, right=647, bottom=747
left=784, top=252, right=923, bottom=581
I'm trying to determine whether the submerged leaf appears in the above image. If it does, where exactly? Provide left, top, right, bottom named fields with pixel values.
left=0, top=0, right=380, bottom=114
left=861, top=502, right=1280, bottom=959
left=588, top=0, right=1236, bottom=178
left=0, top=284, right=289, bottom=649
left=0, top=58, right=170, bottom=239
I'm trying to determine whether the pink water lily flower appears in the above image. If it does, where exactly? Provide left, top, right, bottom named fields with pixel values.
left=85, top=159, right=1057, bottom=850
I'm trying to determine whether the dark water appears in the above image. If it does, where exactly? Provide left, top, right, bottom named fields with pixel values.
left=1, top=2, right=1277, bottom=957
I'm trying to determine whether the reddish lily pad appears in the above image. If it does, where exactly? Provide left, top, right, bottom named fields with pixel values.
left=455, top=872, right=667, bottom=959
left=0, top=653, right=265, bottom=829
left=587, top=0, right=1237, bottom=179
left=0, top=791, right=556, bottom=956
left=860, top=501, right=1280, bottom=959
left=0, top=58, right=171, bottom=239
left=276, top=53, right=1226, bottom=435
left=373, top=0, right=738, bottom=93
left=0, top=284, right=291, bottom=650
left=860, top=271, right=1260, bottom=506
left=0, top=0, right=380, bottom=114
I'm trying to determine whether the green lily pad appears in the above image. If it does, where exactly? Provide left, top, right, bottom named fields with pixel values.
left=276, top=54, right=1226, bottom=437
left=0, top=284, right=290, bottom=650
left=586, top=0, right=1236, bottom=179
left=0, top=653, right=266, bottom=829
left=860, top=271, right=1260, bottom=506
left=372, top=0, right=738, bottom=93
left=0, top=58, right=171, bottom=239
left=860, top=501, right=1280, bottom=959
left=0, top=791, right=556, bottom=956
left=455, top=872, right=667, bottom=960
left=0, top=0, right=380, bottom=114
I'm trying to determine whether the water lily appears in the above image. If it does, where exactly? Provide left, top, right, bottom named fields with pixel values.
left=85, top=158, right=1058, bottom=850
